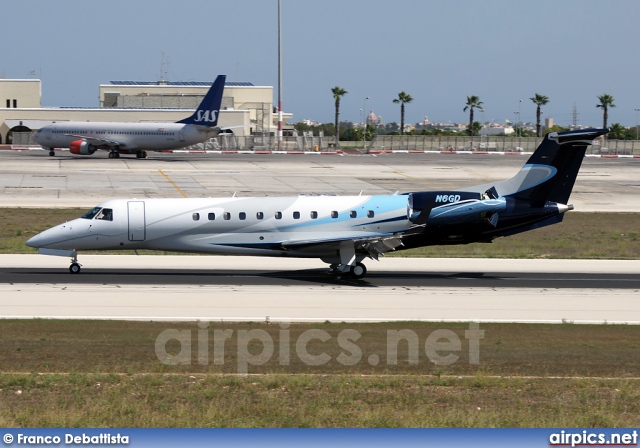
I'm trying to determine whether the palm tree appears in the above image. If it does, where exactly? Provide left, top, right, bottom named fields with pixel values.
left=393, top=91, right=413, bottom=135
left=608, top=123, right=626, bottom=140
left=596, top=93, right=616, bottom=129
left=530, top=93, right=549, bottom=137
left=463, top=96, right=483, bottom=136
left=331, top=86, right=348, bottom=147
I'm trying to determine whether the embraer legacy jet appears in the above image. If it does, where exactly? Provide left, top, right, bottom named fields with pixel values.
left=32, top=75, right=226, bottom=159
left=27, top=128, right=608, bottom=278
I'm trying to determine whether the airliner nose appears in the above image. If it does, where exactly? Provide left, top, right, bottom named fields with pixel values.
left=25, top=234, right=42, bottom=248
left=32, top=130, right=42, bottom=144
left=26, top=224, right=75, bottom=249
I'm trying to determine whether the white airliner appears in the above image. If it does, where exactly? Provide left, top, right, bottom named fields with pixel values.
left=32, top=75, right=227, bottom=159
left=26, top=128, right=608, bottom=279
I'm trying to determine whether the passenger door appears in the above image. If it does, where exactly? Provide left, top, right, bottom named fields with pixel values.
left=127, top=201, right=146, bottom=241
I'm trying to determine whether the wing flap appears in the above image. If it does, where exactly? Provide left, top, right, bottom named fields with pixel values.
left=280, top=234, right=405, bottom=259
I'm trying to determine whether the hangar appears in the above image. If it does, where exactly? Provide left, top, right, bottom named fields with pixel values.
left=0, top=78, right=289, bottom=146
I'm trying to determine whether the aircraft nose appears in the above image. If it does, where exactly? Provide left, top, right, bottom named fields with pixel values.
left=26, top=224, right=75, bottom=249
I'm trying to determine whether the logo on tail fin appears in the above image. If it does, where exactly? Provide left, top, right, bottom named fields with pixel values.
left=178, top=75, right=226, bottom=127
left=195, top=110, right=218, bottom=123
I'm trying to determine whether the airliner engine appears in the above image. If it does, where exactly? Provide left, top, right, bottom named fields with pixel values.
left=69, top=140, right=97, bottom=155
left=407, top=190, right=505, bottom=227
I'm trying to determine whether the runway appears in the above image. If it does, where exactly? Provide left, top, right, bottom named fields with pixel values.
left=2, top=255, right=639, bottom=323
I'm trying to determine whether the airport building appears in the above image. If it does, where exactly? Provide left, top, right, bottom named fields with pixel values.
left=0, top=78, right=290, bottom=145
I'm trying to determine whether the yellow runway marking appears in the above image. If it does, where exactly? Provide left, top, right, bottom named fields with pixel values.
left=393, top=171, right=416, bottom=179
left=158, top=169, right=188, bottom=198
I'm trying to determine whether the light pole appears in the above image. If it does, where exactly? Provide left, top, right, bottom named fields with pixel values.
left=359, top=108, right=363, bottom=145
left=518, top=99, right=522, bottom=137
left=635, top=108, right=640, bottom=140
left=363, top=97, right=369, bottom=148
left=479, top=108, right=485, bottom=147
left=277, top=0, right=283, bottom=150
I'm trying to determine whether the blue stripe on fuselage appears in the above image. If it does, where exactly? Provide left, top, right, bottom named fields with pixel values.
left=273, top=195, right=408, bottom=232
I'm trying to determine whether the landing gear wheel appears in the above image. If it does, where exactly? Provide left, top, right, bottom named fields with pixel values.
left=48, top=150, right=55, bottom=157
left=350, top=262, right=367, bottom=279
left=108, top=152, right=115, bottom=159
left=69, top=262, right=81, bottom=274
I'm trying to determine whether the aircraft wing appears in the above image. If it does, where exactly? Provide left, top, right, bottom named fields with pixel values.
left=66, top=134, right=129, bottom=149
left=280, top=233, right=405, bottom=260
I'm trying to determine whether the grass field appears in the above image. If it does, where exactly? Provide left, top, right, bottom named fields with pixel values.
left=1, top=320, right=639, bottom=427
left=2, top=208, right=640, bottom=259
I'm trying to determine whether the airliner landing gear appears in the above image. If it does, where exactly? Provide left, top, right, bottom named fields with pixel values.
left=329, top=262, right=367, bottom=279
left=135, top=151, right=148, bottom=159
left=350, top=262, right=367, bottom=279
left=47, top=148, right=55, bottom=156
left=69, top=254, right=82, bottom=274
left=327, top=242, right=368, bottom=279
left=108, top=151, right=120, bottom=159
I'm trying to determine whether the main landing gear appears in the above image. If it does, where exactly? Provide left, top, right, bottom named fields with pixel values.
left=135, top=151, right=148, bottom=159
left=108, top=151, right=120, bottom=159
left=329, top=262, right=368, bottom=279
left=327, top=241, right=368, bottom=279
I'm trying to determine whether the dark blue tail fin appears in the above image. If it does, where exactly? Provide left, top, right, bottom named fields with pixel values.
left=177, top=75, right=226, bottom=127
left=507, top=128, right=609, bottom=206
left=463, top=128, right=609, bottom=207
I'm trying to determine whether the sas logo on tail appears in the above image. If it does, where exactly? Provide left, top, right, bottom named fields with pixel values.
left=435, top=194, right=461, bottom=203
left=195, top=110, right=218, bottom=123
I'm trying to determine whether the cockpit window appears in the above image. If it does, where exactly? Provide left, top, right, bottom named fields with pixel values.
left=81, top=207, right=113, bottom=221
left=95, top=208, right=113, bottom=221
left=81, top=206, right=102, bottom=220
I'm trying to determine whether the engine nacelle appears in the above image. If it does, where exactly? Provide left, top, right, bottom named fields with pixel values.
left=69, top=140, right=97, bottom=155
left=407, top=191, right=482, bottom=223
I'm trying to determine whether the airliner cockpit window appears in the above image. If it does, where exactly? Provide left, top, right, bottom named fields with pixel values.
left=95, top=208, right=113, bottom=221
left=81, top=207, right=102, bottom=220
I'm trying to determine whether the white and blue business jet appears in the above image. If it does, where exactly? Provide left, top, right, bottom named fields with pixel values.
left=26, top=128, right=608, bottom=278
left=32, top=75, right=227, bottom=159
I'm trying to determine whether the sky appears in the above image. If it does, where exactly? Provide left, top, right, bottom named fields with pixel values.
left=3, top=0, right=640, bottom=127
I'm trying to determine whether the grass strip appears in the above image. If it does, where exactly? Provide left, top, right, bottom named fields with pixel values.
left=1, top=318, right=639, bottom=427
left=2, top=208, right=639, bottom=258
left=2, top=373, right=638, bottom=427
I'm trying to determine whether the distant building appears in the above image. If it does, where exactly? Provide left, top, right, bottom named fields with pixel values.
left=0, top=78, right=289, bottom=145
left=366, top=109, right=381, bottom=125
left=480, top=124, right=515, bottom=135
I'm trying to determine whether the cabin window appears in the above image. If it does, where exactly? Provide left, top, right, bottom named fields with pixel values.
left=275, top=211, right=283, bottom=219
left=223, top=212, right=231, bottom=220
left=367, top=210, right=375, bottom=218
left=293, top=211, right=300, bottom=219
left=192, top=213, right=200, bottom=221
left=310, top=211, right=318, bottom=219
left=350, top=211, right=357, bottom=218
left=96, top=208, right=113, bottom=221
left=331, top=211, right=338, bottom=219
left=239, top=212, right=246, bottom=220
left=256, top=212, right=264, bottom=220
left=208, top=212, right=216, bottom=221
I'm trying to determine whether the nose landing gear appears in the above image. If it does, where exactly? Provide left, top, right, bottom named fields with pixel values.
left=69, top=255, right=82, bottom=274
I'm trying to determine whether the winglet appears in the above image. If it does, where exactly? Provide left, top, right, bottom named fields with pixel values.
left=177, top=75, right=226, bottom=127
